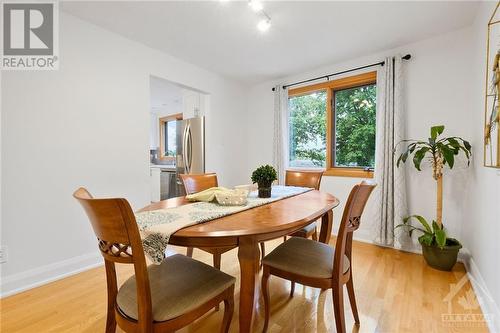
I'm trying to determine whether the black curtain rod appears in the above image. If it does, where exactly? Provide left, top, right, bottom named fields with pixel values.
left=272, top=54, right=411, bottom=91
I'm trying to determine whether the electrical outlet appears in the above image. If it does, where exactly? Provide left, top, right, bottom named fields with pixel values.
left=0, top=246, right=8, bottom=264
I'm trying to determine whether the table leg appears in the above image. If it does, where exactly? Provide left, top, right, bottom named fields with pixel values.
left=318, top=209, right=333, bottom=244
left=237, top=237, right=260, bottom=333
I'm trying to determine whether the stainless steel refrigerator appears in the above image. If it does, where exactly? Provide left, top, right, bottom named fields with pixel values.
left=175, top=116, right=205, bottom=196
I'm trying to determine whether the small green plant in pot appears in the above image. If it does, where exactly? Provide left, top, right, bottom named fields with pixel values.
left=251, top=165, right=277, bottom=198
left=395, top=125, right=471, bottom=271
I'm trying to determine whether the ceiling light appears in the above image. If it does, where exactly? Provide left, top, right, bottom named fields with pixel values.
left=257, top=19, right=271, bottom=32
left=248, top=0, right=263, bottom=12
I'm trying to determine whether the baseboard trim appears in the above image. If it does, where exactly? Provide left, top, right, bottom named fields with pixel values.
left=0, top=252, right=103, bottom=298
left=353, top=231, right=422, bottom=255
left=459, top=248, right=500, bottom=333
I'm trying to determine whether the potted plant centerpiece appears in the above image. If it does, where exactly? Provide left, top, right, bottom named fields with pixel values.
left=395, top=125, right=471, bottom=271
left=251, top=165, right=277, bottom=198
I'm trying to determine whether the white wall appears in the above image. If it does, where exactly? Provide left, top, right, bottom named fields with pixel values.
left=246, top=26, right=474, bottom=242
left=0, top=12, right=248, bottom=296
left=462, top=1, right=500, bottom=329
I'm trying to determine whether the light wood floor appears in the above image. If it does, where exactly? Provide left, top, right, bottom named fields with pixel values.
left=1, top=239, right=488, bottom=333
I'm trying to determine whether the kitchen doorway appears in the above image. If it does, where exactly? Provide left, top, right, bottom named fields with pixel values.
left=149, top=75, right=208, bottom=202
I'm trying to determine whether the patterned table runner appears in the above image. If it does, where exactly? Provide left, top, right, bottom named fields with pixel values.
left=135, top=185, right=312, bottom=264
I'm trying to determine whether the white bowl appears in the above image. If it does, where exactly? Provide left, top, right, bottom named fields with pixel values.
left=234, top=184, right=257, bottom=192
left=215, top=190, right=248, bottom=206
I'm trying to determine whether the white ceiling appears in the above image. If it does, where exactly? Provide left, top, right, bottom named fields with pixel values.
left=62, top=1, right=480, bottom=84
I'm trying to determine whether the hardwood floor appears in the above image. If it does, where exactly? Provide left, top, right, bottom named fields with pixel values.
left=1, top=239, right=487, bottom=333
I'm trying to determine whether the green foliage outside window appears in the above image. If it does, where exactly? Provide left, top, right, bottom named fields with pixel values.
left=334, top=85, right=376, bottom=168
left=289, top=91, right=327, bottom=167
left=288, top=84, right=376, bottom=168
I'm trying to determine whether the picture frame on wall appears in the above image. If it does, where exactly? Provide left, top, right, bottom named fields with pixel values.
left=485, top=2, right=500, bottom=168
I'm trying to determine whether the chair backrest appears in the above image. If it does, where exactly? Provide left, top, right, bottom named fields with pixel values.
left=285, top=170, right=323, bottom=190
left=180, top=173, right=218, bottom=194
left=333, top=181, right=376, bottom=280
left=73, top=188, right=153, bottom=331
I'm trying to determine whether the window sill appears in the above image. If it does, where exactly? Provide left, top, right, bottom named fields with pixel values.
left=323, top=168, right=374, bottom=178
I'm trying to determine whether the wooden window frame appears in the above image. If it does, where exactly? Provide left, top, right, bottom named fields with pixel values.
left=288, top=71, right=376, bottom=178
left=159, top=113, right=183, bottom=161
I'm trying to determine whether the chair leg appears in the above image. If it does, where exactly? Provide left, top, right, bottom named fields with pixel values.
left=213, top=252, right=221, bottom=270
left=283, top=236, right=287, bottom=242
left=260, top=242, right=266, bottom=262
left=105, top=307, right=116, bottom=333
left=186, top=247, right=194, bottom=257
left=312, top=227, right=318, bottom=241
left=104, top=261, right=117, bottom=333
left=261, top=266, right=271, bottom=333
left=221, top=287, right=234, bottom=333
left=332, top=284, right=346, bottom=333
left=213, top=253, right=222, bottom=311
left=347, top=277, right=360, bottom=325
left=289, top=281, right=295, bottom=297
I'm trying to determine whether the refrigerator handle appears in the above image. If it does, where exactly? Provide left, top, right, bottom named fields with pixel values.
left=183, top=123, right=191, bottom=174
left=187, top=125, right=193, bottom=173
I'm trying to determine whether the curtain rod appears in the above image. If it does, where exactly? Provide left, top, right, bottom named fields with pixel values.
left=272, top=54, right=411, bottom=91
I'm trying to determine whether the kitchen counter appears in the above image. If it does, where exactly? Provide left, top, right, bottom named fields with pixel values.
left=150, top=164, right=176, bottom=171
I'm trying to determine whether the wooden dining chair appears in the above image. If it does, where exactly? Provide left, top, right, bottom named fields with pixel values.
left=180, top=172, right=219, bottom=196
left=261, top=181, right=376, bottom=333
left=260, top=169, right=324, bottom=260
left=180, top=173, right=237, bottom=268
left=180, top=173, right=267, bottom=268
left=284, top=169, right=324, bottom=241
left=73, top=187, right=235, bottom=333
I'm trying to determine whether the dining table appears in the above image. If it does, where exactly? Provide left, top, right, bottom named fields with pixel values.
left=138, top=189, right=340, bottom=333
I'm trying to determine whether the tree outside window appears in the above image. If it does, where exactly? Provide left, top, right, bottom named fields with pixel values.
left=289, top=91, right=327, bottom=168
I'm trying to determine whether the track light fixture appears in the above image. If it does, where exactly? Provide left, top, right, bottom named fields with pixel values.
left=219, top=0, right=272, bottom=32
left=248, top=0, right=271, bottom=32
left=248, top=0, right=263, bottom=12
left=257, top=18, right=271, bottom=32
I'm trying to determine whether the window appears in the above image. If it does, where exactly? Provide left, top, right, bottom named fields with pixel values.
left=289, top=91, right=327, bottom=168
left=159, top=113, right=182, bottom=161
left=333, top=84, right=376, bottom=169
left=288, top=71, right=376, bottom=177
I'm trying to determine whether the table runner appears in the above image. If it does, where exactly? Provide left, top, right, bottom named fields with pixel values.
left=135, top=185, right=312, bottom=264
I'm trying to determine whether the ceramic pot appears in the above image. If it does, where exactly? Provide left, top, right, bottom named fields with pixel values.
left=421, top=239, right=462, bottom=271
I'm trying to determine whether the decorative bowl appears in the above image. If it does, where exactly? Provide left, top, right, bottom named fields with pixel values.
left=234, top=184, right=257, bottom=192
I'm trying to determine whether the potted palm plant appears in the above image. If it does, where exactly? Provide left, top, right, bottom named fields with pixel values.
left=395, top=125, right=471, bottom=271
left=251, top=165, right=277, bottom=198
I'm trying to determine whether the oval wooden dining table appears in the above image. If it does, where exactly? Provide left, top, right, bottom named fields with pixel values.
left=138, top=189, right=340, bottom=333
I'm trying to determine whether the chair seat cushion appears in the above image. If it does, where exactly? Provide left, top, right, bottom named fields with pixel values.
left=116, top=254, right=235, bottom=322
left=262, top=237, right=350, bottom=279
left=290, top=222, right=316, bottom=236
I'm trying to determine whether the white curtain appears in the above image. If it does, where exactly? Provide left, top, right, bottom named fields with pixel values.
left=273, top=85, right=289, bottom=184
left=373, top=56, right=409, bottom=249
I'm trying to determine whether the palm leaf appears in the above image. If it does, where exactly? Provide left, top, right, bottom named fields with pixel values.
left=405, top=215, right=432, bottom=233
left=412, top=148, right=430, bottom=171
left=431, top=125, right=445, bottom=140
